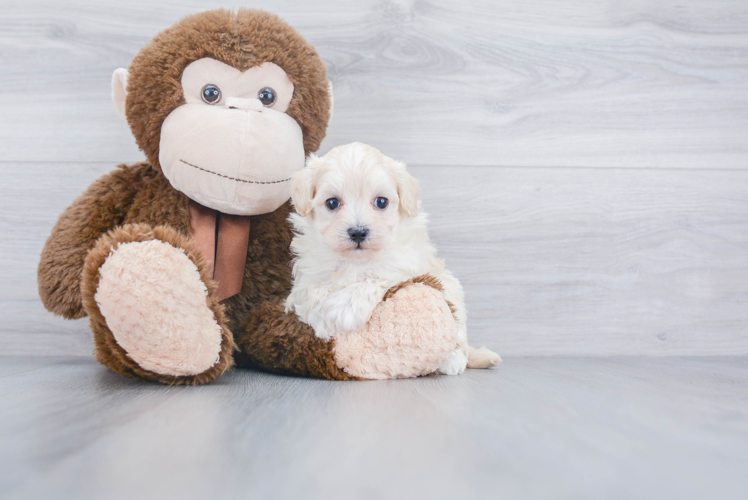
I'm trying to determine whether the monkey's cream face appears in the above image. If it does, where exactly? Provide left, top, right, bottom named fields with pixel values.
left=158, top=58, right=305, bottom=215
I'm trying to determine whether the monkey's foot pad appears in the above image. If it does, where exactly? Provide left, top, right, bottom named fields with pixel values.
left=334, top=283, right=457, bottom=379
left=95, top=239, right=223, bottom=376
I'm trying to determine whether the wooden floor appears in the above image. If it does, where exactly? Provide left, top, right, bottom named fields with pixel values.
left=1, top=356, right=746, bottom=500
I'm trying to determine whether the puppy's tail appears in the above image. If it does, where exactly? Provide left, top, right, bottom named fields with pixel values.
left=467, top=345, right=502, bottom=369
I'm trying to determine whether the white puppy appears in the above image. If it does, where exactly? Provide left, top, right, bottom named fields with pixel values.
left=285, top=142, right=501, bottom=375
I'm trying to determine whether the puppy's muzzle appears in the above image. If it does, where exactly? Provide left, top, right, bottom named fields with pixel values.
left=347, top=227, right=369, bottom=244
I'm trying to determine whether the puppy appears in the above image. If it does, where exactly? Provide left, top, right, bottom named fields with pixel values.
left=285, top=142, right=501, bottom=375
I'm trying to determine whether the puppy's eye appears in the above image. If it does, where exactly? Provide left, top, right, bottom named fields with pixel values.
left=375, top=197, right=389, bottom=209
left=258, top=87, right=277, bottom=107
left=326, top=198, right=341, bottom=210
left=201, top=84, right=222, bottom=104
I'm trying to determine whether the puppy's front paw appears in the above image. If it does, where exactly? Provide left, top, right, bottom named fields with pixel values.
left=436, top=349, right=468, bottom=376
left=306, top=311, right=334, bottom=341
left=322, top=287, right=373, bottom=334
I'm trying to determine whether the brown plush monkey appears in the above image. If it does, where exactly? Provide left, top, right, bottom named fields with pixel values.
left=37, top=9, right=457, bottom=385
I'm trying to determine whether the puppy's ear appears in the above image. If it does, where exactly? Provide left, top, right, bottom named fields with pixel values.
left=291, top=157, right=316, bottom=217
left=394, top=162, right=420, bottom=217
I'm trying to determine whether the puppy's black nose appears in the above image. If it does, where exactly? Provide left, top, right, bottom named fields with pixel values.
left=348, top=227, right=369, bottom=243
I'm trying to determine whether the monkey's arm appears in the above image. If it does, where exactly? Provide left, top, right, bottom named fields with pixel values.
left=38, top=165, right=144, bottom=319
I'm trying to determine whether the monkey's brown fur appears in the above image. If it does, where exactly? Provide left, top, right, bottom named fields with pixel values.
left=235, top=299, right=360, bottom=381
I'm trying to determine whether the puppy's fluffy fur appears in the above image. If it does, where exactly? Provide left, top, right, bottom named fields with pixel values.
left=285, top=142, right=500, bottom=375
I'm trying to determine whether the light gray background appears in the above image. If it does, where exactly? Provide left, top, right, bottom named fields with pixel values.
left=1, top=0, right=747, bottom=357
left=1, top=2, right=747, bottom=499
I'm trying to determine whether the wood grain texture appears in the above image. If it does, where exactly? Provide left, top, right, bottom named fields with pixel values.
left=1, top=1, right=746, bottom=357
left=0, top=356, right=746, bottom=499
left=0, top=0, right=747, bottom=167
left=2, top=163, right=746, bottom=357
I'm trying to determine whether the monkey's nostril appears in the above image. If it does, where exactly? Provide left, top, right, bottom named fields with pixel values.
left=225, top=96, right=264, bottom=112
left=347, top=227, right=368, bottom=243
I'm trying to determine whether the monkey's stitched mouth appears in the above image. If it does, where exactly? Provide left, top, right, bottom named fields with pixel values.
left=179, top=159, right=292, bottom=185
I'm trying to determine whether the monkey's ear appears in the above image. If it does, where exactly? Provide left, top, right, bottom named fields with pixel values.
left=111, top=68, right=129, bottom=122
left=327, top=81, right=334, bottom=129
left=291, top=158, right=317, bottom=217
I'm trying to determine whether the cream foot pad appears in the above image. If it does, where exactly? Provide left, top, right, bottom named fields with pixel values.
left=95, top=240, right=223, bottom=376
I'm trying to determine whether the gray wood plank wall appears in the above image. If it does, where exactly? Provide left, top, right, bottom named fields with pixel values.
left=1, top=0, right=746, bottom=356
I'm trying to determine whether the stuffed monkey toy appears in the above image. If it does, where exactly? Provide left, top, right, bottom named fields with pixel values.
left=37, top=9, right=457, bottom=384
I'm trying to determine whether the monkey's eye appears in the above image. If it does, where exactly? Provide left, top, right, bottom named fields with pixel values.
left=326, top=198, right=341, bottom=211
left=201, top=84, right=222, bottom=104
left=258, top=87, right=277, bottom=107
left=375, top=197, right=389, bottom=209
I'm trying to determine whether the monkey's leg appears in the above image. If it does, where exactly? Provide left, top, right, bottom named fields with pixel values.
left=333, top=276, right=458, bottom=379
left=234, top=276, right=456, bottom=380
left=81, top=224, right=235, bottom=385
left=234, top=299, right=359, bottom=380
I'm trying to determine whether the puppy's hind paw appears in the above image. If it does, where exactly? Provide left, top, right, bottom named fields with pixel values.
left=467, top=346, right=502, bottom=369
left=437, top=349, right=468, bottom=376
